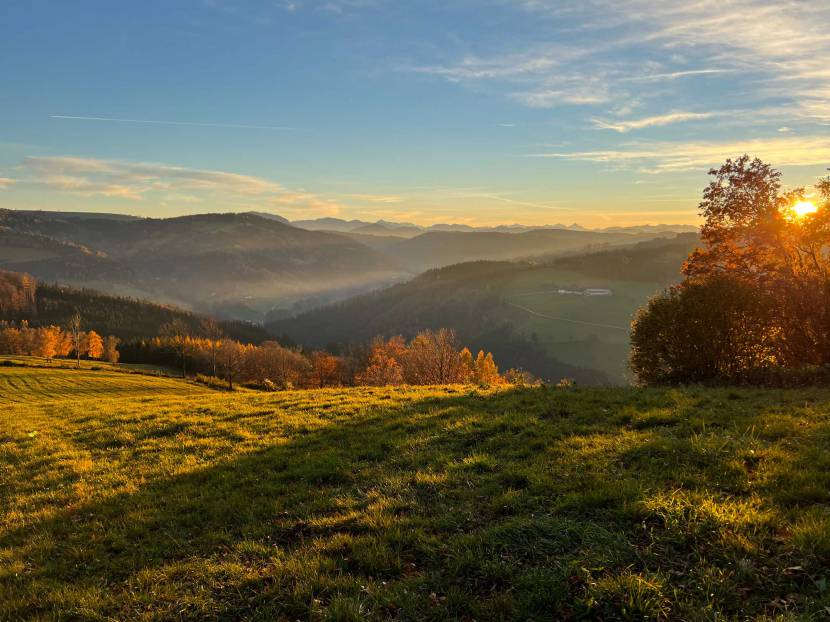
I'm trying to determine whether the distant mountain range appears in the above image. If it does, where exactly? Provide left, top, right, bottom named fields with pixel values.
left=287, top=213, right=696, bottom=238
left=1, top=209, right=696, bottom=322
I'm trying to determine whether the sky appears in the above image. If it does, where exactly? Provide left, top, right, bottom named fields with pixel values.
left=1, top=0, right=829, bottom=228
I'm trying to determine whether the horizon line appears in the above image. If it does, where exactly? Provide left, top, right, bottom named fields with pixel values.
left=6, top=207, right=700, bottom=231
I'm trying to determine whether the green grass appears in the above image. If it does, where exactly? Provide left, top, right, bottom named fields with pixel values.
left=0, top=355, right=180, bottom=378
left=501, top=269, right=663, bottom=383
left=2, top=368, right=830, bottom=620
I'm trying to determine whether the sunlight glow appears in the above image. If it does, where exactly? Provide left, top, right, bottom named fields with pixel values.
left=792, top=200, right=818, bottom=219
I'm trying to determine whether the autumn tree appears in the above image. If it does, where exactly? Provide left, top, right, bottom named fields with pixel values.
left=632, top=156, right=829, bottom=385
left=244, top=341, right=308, bottom=389
left=57, top=329, right=73, bottom=357
left=103, top=335, right=120, bottom=364
left=684, top=156, right=830, bottom=366
left=308, top=351, right=342, bottom=388
left=218, top=339, right=247, bottom=390
left=68, top=312, right=82, bottom=368
left=459, top=347, right=474, bottom=383
left=0, top=323, right=22, bottom=354
left=34, top=326, right=62, bottom=359
left=82, top=330, right=104, bottom=360
left=358, top=337, right=404, bottom=386
left=401, top=329, right=466, bottom=384
left=473, top=350, right=501, bottom=386
left=199, top=318, right=224, bottom=377
left=160, top=319, right=192, bottom=379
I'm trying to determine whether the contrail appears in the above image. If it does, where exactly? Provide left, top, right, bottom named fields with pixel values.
left=50, top=115, right=297, bottom=131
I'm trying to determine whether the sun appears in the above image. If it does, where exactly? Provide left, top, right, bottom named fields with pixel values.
left=792, top=200, right=818, bottom=219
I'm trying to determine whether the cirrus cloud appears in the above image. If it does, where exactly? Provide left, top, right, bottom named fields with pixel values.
left=528, top=136, right=830, bottom=173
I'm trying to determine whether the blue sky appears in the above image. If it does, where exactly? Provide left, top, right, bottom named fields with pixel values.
left=1, top=0, right=829, bottom=227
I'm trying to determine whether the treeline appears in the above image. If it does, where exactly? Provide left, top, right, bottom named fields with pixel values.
left=0, top=276, right=270, bottom=343
left=0, top=320, right=120, bottom=363
left=123, top=327, right=520, bottom=390
left=631, top=156, right=830, bottom=386
left=267, top=262, right=612, bottom=385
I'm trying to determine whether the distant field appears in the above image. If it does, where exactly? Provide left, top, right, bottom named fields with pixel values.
left=2, top=367, right=830, bottom=620
left=501, top=269, right=659, bottom=382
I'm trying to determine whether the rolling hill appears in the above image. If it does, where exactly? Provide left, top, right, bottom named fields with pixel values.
left=3, top=364, right=829, bottom=620
left=1, top=209, right=696, bottom=323
left=0, top=210, right=404, bottom=319
left=268, top=234, right=699, bottom=384
left=384, top=228, right=679, bottom=272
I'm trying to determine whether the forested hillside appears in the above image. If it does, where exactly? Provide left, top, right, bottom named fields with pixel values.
left=382, top=228, right=682, bottom=272
left=269, top=234, right=698, bottom=383
left=0, top=275, right=269, bottom=343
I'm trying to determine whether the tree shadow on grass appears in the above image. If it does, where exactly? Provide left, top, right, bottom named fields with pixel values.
left=3, top=386, right=830, bottom=620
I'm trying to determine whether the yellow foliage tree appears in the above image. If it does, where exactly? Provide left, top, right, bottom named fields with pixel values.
left=474, top=350, right=501, bottom=386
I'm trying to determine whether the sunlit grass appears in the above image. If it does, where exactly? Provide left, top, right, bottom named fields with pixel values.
left=1, top=366, right=829, bottom=619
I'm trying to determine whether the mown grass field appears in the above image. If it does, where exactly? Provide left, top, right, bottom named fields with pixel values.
left=2, top=366, right=830, bottom=620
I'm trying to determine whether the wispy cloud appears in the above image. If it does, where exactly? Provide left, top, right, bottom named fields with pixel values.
left=442, top=190, right=566, bottom=211
left=411, top=1, right=830, bottom=122
left=0, top=177, right=15, bottom=190
left=50, top=115, right=297, bottom=131
left=621, top=69, right=734, bottom=83
left=528, top=136, right=830, bottom=173
left=23, top=156, right=286, bottom=197
left=513, top=81, right=611, bottom=107
left=344, top=193, right=404, bottom=203
left=592, top=111, right=715, bottom=133
left=18, top=156, right=345, bottom=215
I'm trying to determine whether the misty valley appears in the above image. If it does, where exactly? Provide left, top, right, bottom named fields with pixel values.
left=0, top=209, right=695, bottom=384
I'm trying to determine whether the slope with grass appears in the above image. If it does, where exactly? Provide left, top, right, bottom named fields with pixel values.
left=2, top=366, right=829, bottom=620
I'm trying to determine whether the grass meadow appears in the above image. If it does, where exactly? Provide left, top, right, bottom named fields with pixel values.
left=1, top=364, right=830, bottom=620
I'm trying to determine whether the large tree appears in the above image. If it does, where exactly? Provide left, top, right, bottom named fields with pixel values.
left=632, top=156, right=830, bottom=384
left=684, top=156, right=830, bottom=366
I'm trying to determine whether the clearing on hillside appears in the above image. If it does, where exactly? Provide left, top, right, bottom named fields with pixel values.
left=1, top=366, right=829, bottom=620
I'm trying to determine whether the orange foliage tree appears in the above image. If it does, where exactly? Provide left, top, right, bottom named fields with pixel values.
left=308, top=351, right=342, bottom=388
left=632, top=156, right=830, bottom=384
left=84, top=330, right=104, bottom=360
left=357, top=337, right=406, bottom=386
